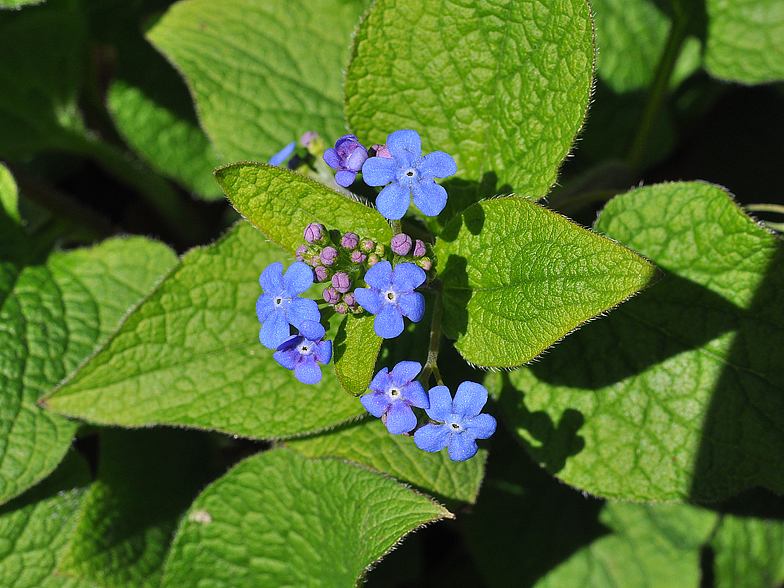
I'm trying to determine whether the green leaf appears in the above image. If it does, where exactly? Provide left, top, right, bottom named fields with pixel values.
left=345, top=0, right=593, bottom=201
left=43, top=222, right=367, bottom=440
left=1, top=235, right=177, bottom=504
left=0, top=451, right=91, bottom=588
left=704, top=0, right=784, bottom=84
left=0, top=163, right=20, bottom=223
left=533, top=502, right=716, bottom=588
left=0, top=0, right=45, bottom=8
left=334, top=313, right=382, bottom=396
left=435, top=196, right=658, bottom=368
left=0, top=0, right=87, bottom=158
left=160, top=448, right=451, bottom=588
left=711, top=514, right=784, bottom=588
left=591, top=0, right=701, bottom=93
left=286, top=417, right=487, bottom=504
left=215, top=162, right=393, bottom=254
left=146, top=0, right=371, bottom=162
left=57, top=428, right=223, bottom=588
left=490, top=181, right=784, bottom=501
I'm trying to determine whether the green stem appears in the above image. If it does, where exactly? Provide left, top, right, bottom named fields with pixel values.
left=419, top=288, right=444, bottom=387
left=626, top=12, right=690, bottom=171
left=744, top=203, right=784, bottom=215
left=391, top=219, right=402, bottom=235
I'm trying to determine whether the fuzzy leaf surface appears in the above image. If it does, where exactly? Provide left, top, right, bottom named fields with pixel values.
left=216, top=162, right=392, bottom=254
left=334, top=313, right=382, bottom=396
left=287, top=417, right=486, bottom=504
left=711, top=515, right=784, bottom=588
left=43, top=222, right=366, bottom=440
left=160, top=448, right=451, bottom=588
left=0, top=233, right=177, bottom=504
left=435, top=197, right=658, bottom=367
left=147, top=0, right=371, bottom=162
left=490, top=182, right=784, bottom=501
left=345, top=0, right=593, bottom=200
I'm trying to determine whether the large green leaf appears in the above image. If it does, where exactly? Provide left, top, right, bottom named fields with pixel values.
left=0, top=0, right=46, bottom=8
left=711, top=514, right=784, bottom=588
left=704, top=0, right=784, bottom=84
left=435, top=196, right=658, bottom=368
left=147, top=0, right=371, bottom=162
left=490, top=182, right=784, bottom=501
left=56, top=428, right=222, bottom=588
left=216, top=162, right=392, bottom=254
left=160, top=448, right=451, bottom=588
left=286, top=416, right=487, bottom=504
left=1, top=225, right=177, bottom=504
left=333, top=313, right=383, bottom=396
left=0, top=451, right=91, bottom=588
left=345, top=0, right=593, bottom=201
left=0, top=163, right=20, bottom=223
left=43, top=222, right=367, bottom=439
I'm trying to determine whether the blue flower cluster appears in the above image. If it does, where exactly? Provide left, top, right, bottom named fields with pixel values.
left=258, top=129, right=495, bottom=460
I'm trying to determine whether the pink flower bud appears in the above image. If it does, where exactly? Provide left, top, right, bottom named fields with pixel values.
left=304, top=222, right=325, bottom=244
left=323, top=287, right=340, bottom=304
left=341, top=232, right=359, bottom=250
left=331, top=272, right=352, bottom=293
left=295, top=244, right=309, bottom=262
left=413, top=239, right=426, bottom=258
left=320, top=246, right=338, bottom=266
left=314, top=266, right=329, bottom=282
left=390, top=233, right=412, bottom=256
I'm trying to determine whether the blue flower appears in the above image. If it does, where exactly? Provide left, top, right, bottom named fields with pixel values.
left=273, top=320, right=332, bottom=385
left=414, top=381, right=497, bottom=461
left=361, top=361, right=429, bottom=434
left=256, top=261, right=320, bottom=349
left=323, top=134, right=369, bottom=187
left=362, top=129, right=457, bottom=220
left=353, top=261, right=426, bottom=339
left=269, top=141, right=296, bottom=167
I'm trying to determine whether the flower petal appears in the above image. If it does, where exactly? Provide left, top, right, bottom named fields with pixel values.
left=374, top=303, right=404, bottom=339
left=269, top=142, right=295, bottom=166
left=323, top=147, right=342, bottom=169
left=418, top=151, right=457, bottom=179
left=315, top=339, right=332, bottom=365
left=282, top=261, right=315, bottom=295
left=298, top=319, right=325, bottom=342
left=401, top=380, right=429, bottom=409
left=354, top=287, right=384, bottom=315
left=464, top=413, right=497, bottom=440
left=256, top=293, right=275, bottom=323
left=259, top=310, right=291, bottom=349
left=424, top=385, right=453, bottom=422
left=346, top=146, right=368, bottom=171
left=286, top=296, right=320, bottom=329
left=385, top=400, right=417, bottom=434
left=414, top=423, right=451, bottom=453
left=335, top=169, right=357, bottom=187
left=362, top=261, right=393, bottom=291
left=452, top=381, right=488, bottom=420
left=259, top=262, right=284, bottom=294
left=294, top=356, right=322, bottom=385
left=368, top=367, right=391, bottom=393
left=386, top=129, right=422, bottom=168
left=447, top=431, right=479, bottom=461
left=397, top=291, right=425, bottom=323
left=361, top=391, right=391, bottom=418
left=391, top=262, right=426, bottom=292
left=273, top=348, right=298, bottom=371
left=361, top=156, right=398, bottom=186
left=389, top=361, right=422, bottom=387
left=376, top=182, right=411, bottom=220
left=411, top=179, right=448, bottom=217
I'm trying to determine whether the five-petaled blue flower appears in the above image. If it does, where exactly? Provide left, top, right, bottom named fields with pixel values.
left=257, top=261, right=320, bottom=349
left=269, top=141, right=296, bottom=167
left=353, top=261, right=426, bottom=339
left=414, top=381, right=497, bottom=461
left=362, top=129, right=457, bottom=220
left=273, top=320, right=332, bottom=385
left=323, top=134, right=369, bottom=187
left=361, top=361, right=429, bottom=434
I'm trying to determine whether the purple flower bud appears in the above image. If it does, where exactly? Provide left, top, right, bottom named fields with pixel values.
left=371, top=144, right=391, bottom=158
left=332, top=272, right=352, bottom=293
left=300, top=131, right=318, bottom=148
left=341, top=232, right=359, bottom=250
left=390, top=233, right=412, bottom=256
left=360, top=239, right=375, bottom=253
left=311, top=255, right=322, bottom=267
left=320, top=246, right=338, bottom=266
left=367, top=254, right=380, bottom=266
left=314, top=266, right=329, bottom=282
left=323, top=287, right=341, bottom=304
left=323, top=135, right=369, bottom=187
left=304, top=223, right=326, bottom=244
left=351, top=251, right=367, bottom=264
left=344, top=292, right=356, bottom=307
left=335, top=302, right=349, bottom=314
left=295, top=244, right=309, bottom=262
left=417, top=257, right=432, bottom=271
left=413, top=239, right=427, bottom=258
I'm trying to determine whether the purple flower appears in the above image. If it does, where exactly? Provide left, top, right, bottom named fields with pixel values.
left=353, top=261, right=426, bottom=339
left=256, top=262, right=320, bottom=349
left=361, top=361, right=429, bottom=434
left=323, top=134, right=369, bottom=187
left=273, top=320, right=332, bottom=385
left=414, top=382, right=497, bottom=461
left=362, top=129, right=457, bottom=220
left=269, top=141, right=296, bottom=167
left=390, top=233, right=412, bottom=256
